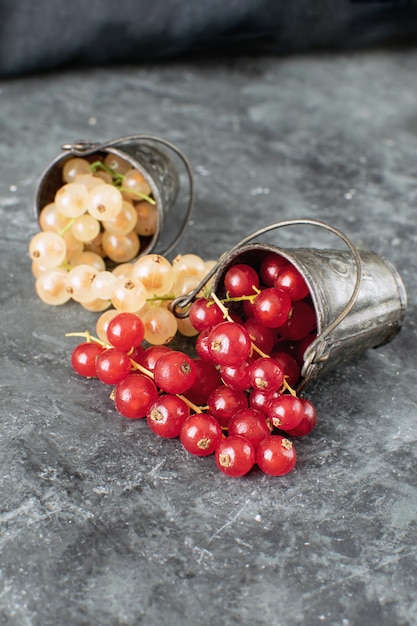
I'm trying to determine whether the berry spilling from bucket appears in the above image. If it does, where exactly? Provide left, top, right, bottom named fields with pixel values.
left=68, top=250, right=318, bottom=478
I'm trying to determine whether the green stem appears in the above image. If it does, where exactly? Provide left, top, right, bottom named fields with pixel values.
left=118, top=186, right=155, bottom=205
left=58, top=218, right=76, bottom=237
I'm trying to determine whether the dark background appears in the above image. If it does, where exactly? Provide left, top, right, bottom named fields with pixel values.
left=1, top=0, right=417, bottom=77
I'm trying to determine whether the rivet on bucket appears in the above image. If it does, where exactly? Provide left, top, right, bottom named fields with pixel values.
left=35, top=134, right=194, bottom=259
left=171, top=219, right=407, bottom=392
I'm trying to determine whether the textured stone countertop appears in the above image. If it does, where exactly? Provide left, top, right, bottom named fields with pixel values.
left=1, top=49, right=417, bottom=626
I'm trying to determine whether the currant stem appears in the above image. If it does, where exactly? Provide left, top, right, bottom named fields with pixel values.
left=219, top=292, right=258, bottom=306
left=280, top=377, right=298, bottom=397
left=89, top=160, right=156, bottom=205
left=210, top=292, right=268, bottom=359
left=58, top=218, right=76, bottom=238
left=89, top=160, right=123, bottom=184
left=65, top=331, right=99, bottom=345
left=118, top=186, right=156, bottom=205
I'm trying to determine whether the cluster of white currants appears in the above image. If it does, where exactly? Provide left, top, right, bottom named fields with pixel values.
left=28, top=154, right=216, bottom=343
left=30, top=153, right=158, bottom=275
left=92, top=252, right=216, bottom=345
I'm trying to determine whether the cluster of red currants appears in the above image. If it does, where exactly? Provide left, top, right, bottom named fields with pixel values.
left=69, top=251, right=318, bottom=478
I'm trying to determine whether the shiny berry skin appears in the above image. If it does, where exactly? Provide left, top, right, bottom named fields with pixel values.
left=286, top=399, right=317, bottom=437
left=275, top=266, right=310, bottom=301
left=223, top=263, right=260, bottom=297
left=267, top=395, right=304, bottom=431
left=106, top=312, right=145, bottom=352
left=146, top=394, right=190, bottom=438
left=208, top=321, right=252, bottom=367
left=183, top=359, right=222, bottom=406
left=195, top=329, right=212, bottom=362
left=270, top=350, right=300, bottom=388
left=259, top=253, right=290, bottom=287
left=129, top=344, right=146, bottom=364
left=95, top=348, right=132, bottom=385
left=248, top=357, right=285, bottom=393
left=180, top=413, right=223, bottom=456
left=253, top=288, right=292, bottom=329
left=249, top=389, right=280, bottom=414
left=277, top=300, right=316, bottom=341
left=188, top=298, right=224, bottom=332
left=207, top=386, right=249, bottom=427
left=228, top=408, right=271, bottom=449
left=114, top=373, right=158, bottom=419
left=71, top=342, right=104, bottom=377
left=153, top=350, right=197, bottom=394
left=135, top=345, right=172, bottom=372
left=219, top=361, right=252, bottom=392
left=215, top=435, right=256, bottom=477
left=256, top=435, right=297, bottom=476
left=243, top=318, right=275, bottom=355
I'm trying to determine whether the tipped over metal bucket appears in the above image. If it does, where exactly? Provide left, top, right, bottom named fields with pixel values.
left=172, top=219, right=407, bottom=392
left=34, top=134, right=194, bottom=258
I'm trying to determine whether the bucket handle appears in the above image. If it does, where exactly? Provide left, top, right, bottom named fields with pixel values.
left=61, top=134, right=194, bottom=256
left=171, top=218, right=363, bottom=372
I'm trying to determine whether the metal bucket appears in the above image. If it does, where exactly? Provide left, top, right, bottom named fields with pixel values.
left=172, top=219, right=407, bottom=392
left=34, top=134, right=194, bottom=257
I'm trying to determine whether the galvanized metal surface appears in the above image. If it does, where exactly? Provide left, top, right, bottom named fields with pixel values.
left=211, top=241, right=407, bottom=390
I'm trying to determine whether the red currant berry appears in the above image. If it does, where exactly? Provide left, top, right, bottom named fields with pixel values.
left=114, top=373, right=158, bottom=419
left=188, top=298, right=224, bottom=332
left=248, top=357, right=285, bottom=393
left=208, top=321, right=252, bottom=367
left=259, top=253, right=290, bottom=286
left=71, top=342, right=104, bottom=377
left=293, top=332, right=317, bottom=364
left=106, top=312, right=145, bottom=352
left=224, top=263, right=260, bottom=297
left=146, top=394, right=190, bottom=437
left=129, top=344, right=145, bottom=364
left=286, top=399, right=317, bottom=437
left=256, top=435, right=297, bottom=476
left=270, top=350, right=300, bottom=388
left=135, top=345, right=172, bottom=372
left=277, top=300, right=316, bottom=341
left=195, top=329, right=213, bottom=362
left=243, top=318, right=275, bottom=355
left=207, top=386, right=248, bottom=427
left=267, top=395, right=304, bottom=431
left=215, top=435, right=256, bottom=477
left=95, top=348, right=132, bottom=385
left=228, top=408, right=272, bottom=449
left=249, top=389, right=280, bottom=414
left=180, top=413, right=223, bottom=456
left=253, top=288, right=291, bottom=328
left=153, top=350, right=197, bottom=394
left=183, top=359, right=222, bottom=406
left=219, top=361, right=252, bottom=392
left=242, top=297, right=255, bottom=319
left=274, top=266, right=310, bottom=301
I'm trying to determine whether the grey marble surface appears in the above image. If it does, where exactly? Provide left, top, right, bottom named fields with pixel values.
left=1, top=49, right=417, bottom=626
